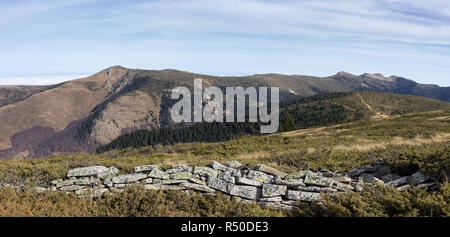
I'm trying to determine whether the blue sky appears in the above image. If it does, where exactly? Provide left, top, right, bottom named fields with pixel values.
left=0, top=0, right=449, bottom=86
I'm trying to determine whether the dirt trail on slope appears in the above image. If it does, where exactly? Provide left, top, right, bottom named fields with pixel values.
left=357, top=92, right=389, bottom=119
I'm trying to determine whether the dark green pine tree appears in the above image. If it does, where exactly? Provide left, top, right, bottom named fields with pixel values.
left=282, top=113, right=296, bottom=132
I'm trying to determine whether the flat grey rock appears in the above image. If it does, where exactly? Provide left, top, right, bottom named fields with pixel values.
left=235, top=176, right=262, bottom=187
left=286, top=190, right=321, bottom=202
left=67, top=166, right=109, bottom=178
left=148, top=169, right=170, bottom=180
left=134, top=165, right=159, bottom=173
left=112, top=173, right=148, bottom=184
left=228, top=185, right=260, bottom=200
left=262, top=184, right=287, bottom=197
left=194, top=166, right=219, bottom=178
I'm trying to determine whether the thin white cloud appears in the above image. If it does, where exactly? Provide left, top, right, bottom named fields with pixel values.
left=0, top=74, right=89, bottom=86
left=106, top=0, right=450, bottom=46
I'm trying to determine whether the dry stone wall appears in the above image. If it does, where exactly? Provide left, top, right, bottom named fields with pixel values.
left=3, top=161, right=436, bottom=211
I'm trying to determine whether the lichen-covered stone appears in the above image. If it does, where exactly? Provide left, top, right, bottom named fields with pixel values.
left=112, top=173, right=148, bottom=184
left=228, top=185, right=260, bottom=200
left=143, top=178, right=153, bottom=184
left=235, top=176, right=262, bottom=187
left=281, top=200, right=298, bottom=206
left=206, top=177, right=230, bottom=193
left=97, top=166, right=120, bottom=180
left=385, top=176, right=408, bottom=187
left=166, top=165, right=193, bottom=174
left=74, top=177, right=101, bottom=186
left=134, top=165, right=159, bottom=173
left=273, top=178, right=305, bottom=188
left=246, top=170, right=273, bottom=184
left=60, top=185, right=84, bottom=192
left=104, top=179, right=113, bottom=187
left=194, top=166, right=219, bottom=178
left=181, top=183, right=216, bottom=193
left=380, top=174, right=401, bottom=183
left=170, top=172, right=193, bottom=180
left=256, top=164, right=287, bottom=178
left=211, top=161, right=240, bottom=176
left=286, top=190, right=321, bottom=202
left=210, top=161, right=229, bottom=171
left=56, top=180, right=76, bottom=188
left=304, top=172, right=334, bottom=187
left=285, top=170, right=310, bottom=180
left=332, top=182, right=352, bottom=191
left=298, top=186, right=335, bottom=193
left=148, top=169, right=170, bottom=180
left=334, top=176, right=352, bottom=184
left=189, top=178, right=206, bottom=185
left=226, top=160, right=242, bottom=169
left=67, top=166, right=109, bottom=178
left=218, top=172, right=236, bottom=183
left=262, top=184, right=287, bottom=197
left=406, top=171, right=428, bottom=185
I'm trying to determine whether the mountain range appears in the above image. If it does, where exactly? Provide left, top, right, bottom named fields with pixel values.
left=0, top=66, right=449, bottom=160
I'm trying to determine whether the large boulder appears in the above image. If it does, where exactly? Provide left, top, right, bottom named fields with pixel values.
left=67, top=166, right=109, bottom=178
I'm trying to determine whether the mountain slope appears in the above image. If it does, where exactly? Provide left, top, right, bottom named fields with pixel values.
left=0, top=66, right=449, bottom=160
left=96, top=91, right=450, bottom=153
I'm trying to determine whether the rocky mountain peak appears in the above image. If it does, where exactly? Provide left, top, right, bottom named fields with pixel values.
left=361, top=73, right=394, bottom=82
